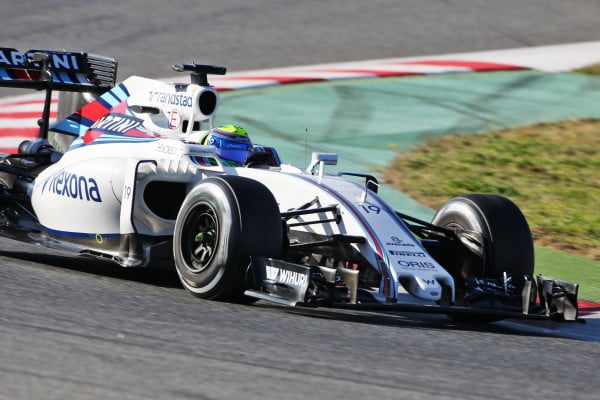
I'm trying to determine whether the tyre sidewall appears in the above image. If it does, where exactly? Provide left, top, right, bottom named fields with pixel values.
left=432, top=194, right=534, bottom=278
left=173, top=179, right=243, bottom=297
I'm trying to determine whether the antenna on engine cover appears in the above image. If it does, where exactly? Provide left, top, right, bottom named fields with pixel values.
left=304, top=128, right=308, bottom=167
left=172, top=63, right=227, bottom=86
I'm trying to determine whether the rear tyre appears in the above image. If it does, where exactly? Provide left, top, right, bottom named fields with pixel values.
left=432, top=194, right=534, bottom=322
left=173, top=176, right=283, bottom=300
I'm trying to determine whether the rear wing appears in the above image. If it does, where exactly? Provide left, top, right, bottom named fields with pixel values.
left=0, top=48, right=118, bottom=140
left=0, top=47, right=117, bottom=93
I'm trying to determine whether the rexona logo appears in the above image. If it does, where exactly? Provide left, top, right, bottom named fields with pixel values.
left=42, top=169, right=102, bottom=202
left=266, top=265, right=308, bottom=287
left=148, top=91, right=193, bottom=108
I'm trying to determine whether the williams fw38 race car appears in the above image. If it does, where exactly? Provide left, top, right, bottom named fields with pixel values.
left=0, top=48, right=581, bottom=322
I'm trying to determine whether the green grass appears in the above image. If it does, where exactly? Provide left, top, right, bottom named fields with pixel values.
left=385, top=119, right=600, bottom=301
left=574, top=63, right=600, bottom=76
left=536, top=246, right=600, bottom=302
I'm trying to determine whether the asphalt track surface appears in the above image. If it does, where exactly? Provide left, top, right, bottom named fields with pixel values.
left=2, top=1, right=600, bottom=399
left=3, top=0, right=600, bottom=88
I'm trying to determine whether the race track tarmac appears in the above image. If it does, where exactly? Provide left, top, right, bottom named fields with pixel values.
left=1, top=244, right=599, bottom=400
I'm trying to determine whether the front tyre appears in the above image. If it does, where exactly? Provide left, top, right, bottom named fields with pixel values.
left=432, top=195, right=534, bottom=322
left=173, top=176, right=283, bottom=300
left=432, top=194, right=534, bottom=280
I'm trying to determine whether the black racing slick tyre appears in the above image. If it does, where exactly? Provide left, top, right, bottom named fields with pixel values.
left=432, top=194, right=534, bottom=323
left=432, top=194, right=534, bottom=280
left=173, top=176, right=283, bottom=300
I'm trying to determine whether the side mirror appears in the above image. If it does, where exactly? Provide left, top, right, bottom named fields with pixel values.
left=306, top=152, right=338, bottom=183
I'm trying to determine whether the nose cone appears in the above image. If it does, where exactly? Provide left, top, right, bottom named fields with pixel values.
left=406, top=276, right=442, bottom=301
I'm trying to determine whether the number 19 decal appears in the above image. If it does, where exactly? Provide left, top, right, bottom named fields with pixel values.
left=360, top=204, right=380, bottom=214
left=123, top=185, right=132, bottom=200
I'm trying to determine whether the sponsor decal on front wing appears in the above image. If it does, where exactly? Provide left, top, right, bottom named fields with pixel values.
left=266, top=265, right=308, bottom=287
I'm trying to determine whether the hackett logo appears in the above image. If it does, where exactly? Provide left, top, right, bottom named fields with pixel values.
left=42, top=169, right=102, bottom=202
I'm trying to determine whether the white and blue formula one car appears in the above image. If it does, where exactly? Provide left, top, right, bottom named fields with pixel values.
left=0, top=48, right=581, bottom=322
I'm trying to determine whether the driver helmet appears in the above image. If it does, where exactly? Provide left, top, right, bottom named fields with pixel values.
left=202, top=124, right=253, bottom=164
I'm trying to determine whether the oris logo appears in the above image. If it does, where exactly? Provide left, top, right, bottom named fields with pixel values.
left=397, top=260, right=436, bottom=270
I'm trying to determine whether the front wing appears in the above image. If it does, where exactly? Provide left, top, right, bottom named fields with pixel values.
left=245, top=257, right=582, bottom=322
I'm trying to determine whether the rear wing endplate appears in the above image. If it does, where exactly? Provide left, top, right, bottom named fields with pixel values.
left=0, top=47, right=117, bottom=93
